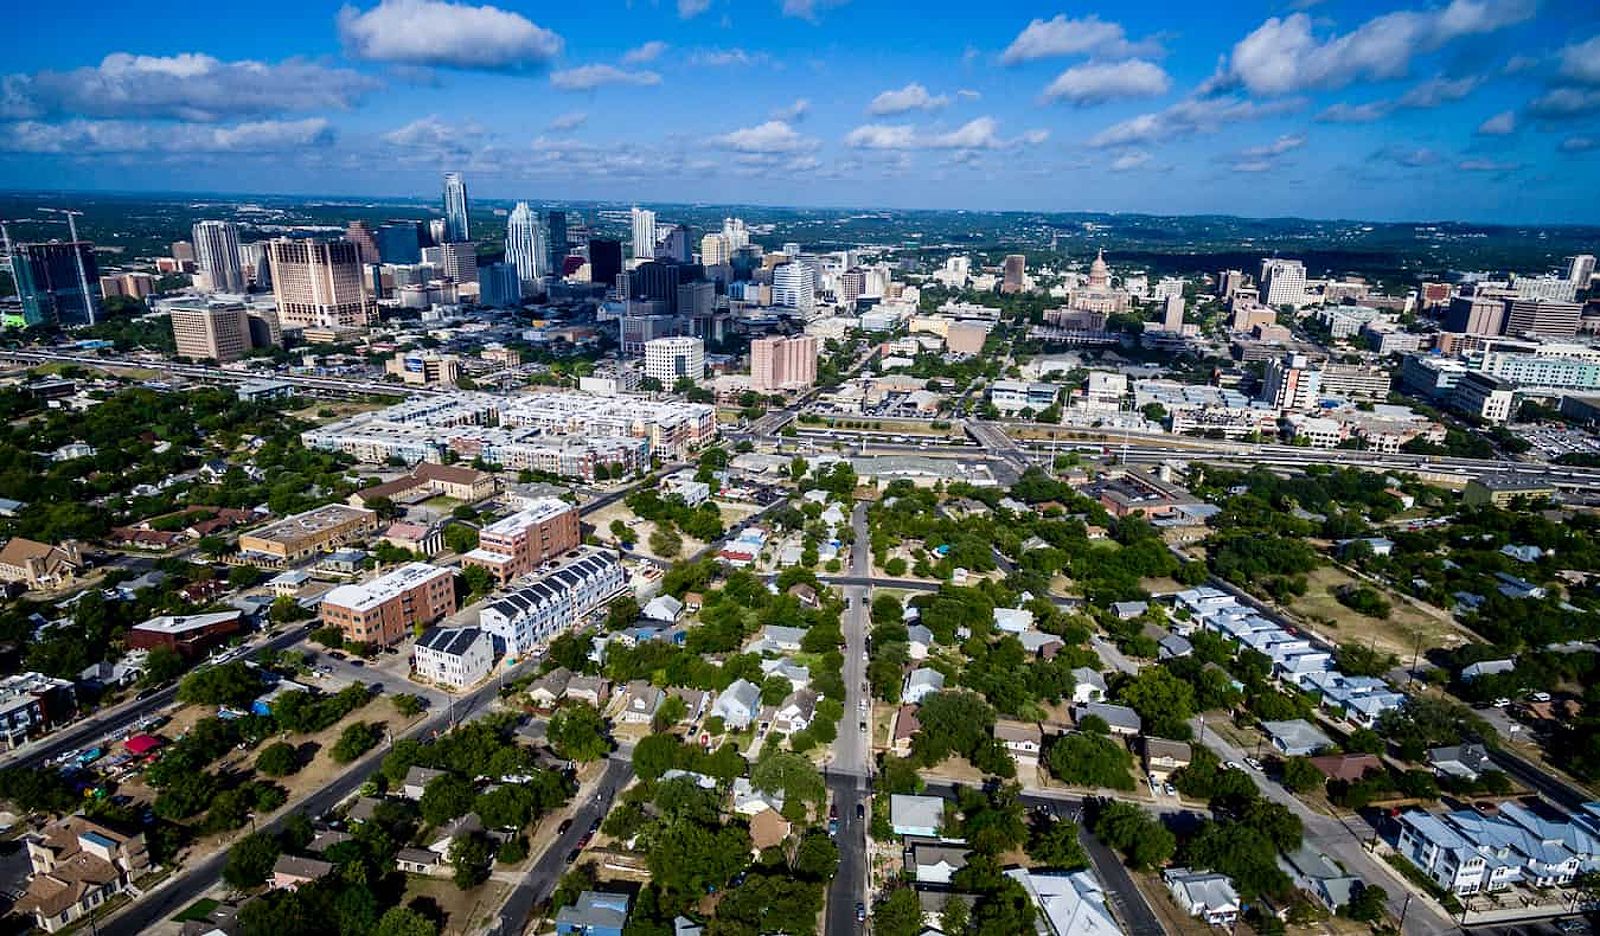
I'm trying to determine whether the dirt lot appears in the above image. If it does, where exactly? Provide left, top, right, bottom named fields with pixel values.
left=402, top=875, right=512, bottom=936
left=1287, top=565, right=1471, bottom=660
left=587, top=502, right=708, bottom=562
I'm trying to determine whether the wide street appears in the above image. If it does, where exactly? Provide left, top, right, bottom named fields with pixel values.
left=822, top=502, right=872, bottom=936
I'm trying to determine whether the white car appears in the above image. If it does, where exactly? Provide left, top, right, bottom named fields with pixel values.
left=1224, top=761, right=1243, bottom=772
left=1531, top=691, right=1552, bottom=703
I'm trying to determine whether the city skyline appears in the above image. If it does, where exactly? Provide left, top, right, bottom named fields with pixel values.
left=1, top=0, right=1598, bottom=224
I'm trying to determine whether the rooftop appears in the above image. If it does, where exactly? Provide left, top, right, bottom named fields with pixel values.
left=323, top=562, right=452, bottom=613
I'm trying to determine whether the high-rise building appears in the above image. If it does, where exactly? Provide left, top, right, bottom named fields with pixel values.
left=1444, top=296, right=1506, bottom=336
left=479, top=262, right=521, bottom=309
left=321, top=562, right=455, bottom=647
left=1260, top=353, right=1322, bottom=411
left=375, top=222, right=423, bottom=264
left=630, top=261, right=682, bottom=313
left=1260, top=258, right=1308, bottom=308
left=701, top=232, right=731, bottom=266
left=839, top=269, right=866, bottom=305
left=1162, top=295, right=1185, bottom=332
left=644, top=336, right=705, bottom=385
left=631, top=207, right=657, bottom=260
left=547, top=211, right=568, bottom=274
left=442, top=172, right=470, bottom=243
left=170, top=240, right=195, bottom=263
left=427, top=219, right=447, bottom=247
left=722, top=217, right=749, bottom=251
left=505, top=202, right=545, bottom=289
left=344, top=221, right=379, bottom=265
left=677, top=281, right=715, bottom=319
left=243, top=242, right=273, bottom=289
left=266, top=238, right=375, bottom=329
left=772, top=261, right=815, bottom=314
left=750, top=334, right=819, bottom=392
left=655, top=224, right=690, bottom=263
left=1217, top=269, right=1246, bottom=299
left=169, top=300, right=251, bottom=362
left=1515, top=275, right=1578, bottom=303
left=11, top=242, right=100, bottom=327
left=588, top=238, right=623, bottom=288
left=1503, top=299, right=1582, bottom=338
left=1002, top=254, right=1026, bottom=294
left=422, top=242, right=478, bottom=285
left=1570, top=255, right=1597, bottom=290
left=191, top=220, right=245, bottom=294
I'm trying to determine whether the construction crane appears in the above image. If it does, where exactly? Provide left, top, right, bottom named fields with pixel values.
left=38, top=208, right=97, bottom=326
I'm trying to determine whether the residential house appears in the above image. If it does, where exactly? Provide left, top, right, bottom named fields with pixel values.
left=16, top=817, right=150, bottom=933
left=1163, top=868, right=1241, bottom=926
left=565, top=676, right=611, bottom=707
left=760, top=658, right=811, bottom=692
left=528, top=667, right=574, bottom=708
left=749, top=809, right=792, bottom=852
left=0, top=538, right=83, bottom=590
left=731, top=778, right=785, bottom=816
left=1279, top=845, right=1362, bottom=911
left=906, top=624, right=935, bottom=660
left=750, top=625, right=806, bottom=655
left=1260, top=719, right=1332, bottom=757
left=1070, top=668, right=1108, bottom=705
left=892, top=704, right=921, bottom=757
left=1396, top=810, right=1498, bottom=895
left=903, top=668, right=946, bottom=705
left=993, top=607, right=1034, bottom=634
left=1111, top=601, right=1148, bottom=621
left=403, top=766, right=450, bottom=801
left=395, top=847, right=446, bottom=876
left=1158, top=634, right=1193, bottom=660
left=641, top=594, right=684, bottom=623
left=1005, top=867, right=1121, bottom=936
left=1143, top=738, right=1193, bottom=782
left=787, top=583, right=819, bottom=608
left=271, top=855, right=335, bottom=891
left=910, top=842, right=968, bottom=885
left=1460, top=659, right=1516, bottom=681
left=666, top=687, right=710, bottom=723
left=711, top=679, right=762, bottom=730
left=617, top=681, right=664, bottom=725
left=775, top=688, right=819, bottom=734
left=1018, top=630, right=1064, bottom=659
left=412, top=626, right=493, bottom=690
left=555, top=891, right=631, bottom=936
left=1428, top=743, right=1500, bottom=782
left=995, top=721, right=1044, bottom=766
left=1307, top=753, right=1383, bottom=783
left=1073, top=702, right=1141, bottom=737
left=891, top=794, right=946, bottom=838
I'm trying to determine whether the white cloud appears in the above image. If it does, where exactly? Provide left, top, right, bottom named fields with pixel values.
left=690, top=48, right=769, bottom=67
left=1502, top=54, right=1540, bottom=75
left=1314, top=74, right=1479, bottom=123
left=1371, top=144, right=1440, bottom=167
left=677, top=0, right=710, bottom=16
left=549, top=65, right=662, bottom=91
left=1241, top=134, right=1305, bottom=158
left=1109, top=151, right=1151, bottom=171
left=338, top=0, right=563, bottom=70
left=382, top=115, right=482, bottom=149
left=1458, top=158, right=1520, bottom=171
left=1041, top=60, right=1170, bottom=105
left=714, top=120, right=816, bottom=153
left=844, top=116, right=1047, bottom=151
left=780, top=0, right=845, bottom=21
left=547, top=111, right=588, bottom=131
left=1529, top=87, right=1600, bottom=118
left=1231, top=159, right=1275, bottom=173
left=1213, top=0, right=1532, bottom=96
left=1315, top=101, right=1388, bottom=123
left=999, top=14, right=1158, bottom=65
left=0, top=118, right=333, bottom=154
left=622, top=41, right=668, bottom=65
left=1559, top=35, right=1600, bottom=84
left=1476, top=110, right=1515, bottom=134
left=771, top=98, right=811, bottom=121
left=1088, top=94, right=1303, bottom=147
left=1560, top=136, right=1595, bottom=152
left=868, top=83, right=950, bottom=115
left=0, top=53, right=377, bottom=122
left=957, top=89, right=981, bottom=100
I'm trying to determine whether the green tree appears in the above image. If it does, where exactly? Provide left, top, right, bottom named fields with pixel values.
left=223, top=831, right=281, bottom=889
left=373, top=906, right=439, bottom=936
left=548, top=704, right=612, bottom=762
left=330, top=721, right=381, bottom=763
left=256, top=741, right=301, bottom=778
left=1027, top=816, right=1089, bottom=870
left=140, top=645, right=187, bottom=686
left=873, top=886, right=925, bottom=936
left=420, top=774, right=478, bottom=826
left=449, top=832, right=494, bottom=888
left=1047, top=732, right=1135, bottom=790
left=1280, top=756, right=1325, bottom=794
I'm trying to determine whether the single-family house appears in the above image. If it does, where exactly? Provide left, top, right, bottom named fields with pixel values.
left=641, top=594, right=684, bottom=623
left=1070, top=668, right=1108, bottom=705
left=1074, top=702, right=1141, bottom=737
left=1143, top=738, right=1192, bottom=782
left=749, top=809, right=792, bottom=851
left=565, top=676, right=611, bottom=707
left=403, top=766, right=450, bottom=801
left=892, top=704, right=921, bottom=757
left=617, top=681, right=664, bottom=725
left=712, top=679, right=762, bottom=729
left=555, top=891, right=631, bottom=936
left=1163, top=868, right=1241, bottom=926
left=396, top=847, right=446, bottom=876
left=1428, top=743, right=1500, bottom=782
left=271, top=855, right=335, bottom=891
left=1461, top=659, right=1516, bottom=681
left=993, top=608, right=1034, bottom=634
left=731, top=777, right=785, bottom=816
left=1260, top=719, right=1332, bottom=757
left=775, top=688, right=819, bottom=734
left=528, top=667, right=573, bottom=708
left=995, top=721, right=1044, bottom=766
left=1307, top=753, right=1383, bottom=783
left=891, top=794, right=946, bottom=838
left=903, top=668, right=946, bottom=705
left=906, top=624, right=935, bottom=660
left=910, top=843, right=969, bottom=885
left=1279, top=845, right=1362, bottom=911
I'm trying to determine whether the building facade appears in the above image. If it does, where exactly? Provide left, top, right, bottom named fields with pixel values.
left=749, top=335, right=819, bottom=392
left=644, top=336, right=705, bottom=385
left=320, top=562, right=456, bottom=647
left=413, top=626, right=493, bottom=689
left=460, top=497, right=582, bottom=586
left=477, top=549, right=625, bottom=656
left=191, top=220, right=245, bottom=294
left=267, top=238, right=375, bottom=328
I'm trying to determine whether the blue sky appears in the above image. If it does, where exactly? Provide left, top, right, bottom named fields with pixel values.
left=3, top=0, right=1599, bottom=223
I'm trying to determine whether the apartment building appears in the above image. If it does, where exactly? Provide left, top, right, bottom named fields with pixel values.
left=460, top=498, right=582, bottom=586
left=320, top=562, right=456, bottom=647
left=237, top=504, right=379, bottom=563
left=413, top=626, right=493, bottom=689
left=477, top=549, right=626, bottom=656
left=0, top=673, right=77, bottom=747
left=17, top=817, right=150, bottom=933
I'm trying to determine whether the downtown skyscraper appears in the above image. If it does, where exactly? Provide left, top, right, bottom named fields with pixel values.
left=191, top=220, right=245, bottom=294
left=504, top=202, right=546, bottom=290
left=631, top=207, right=657, bottom=261
left=442, top=171, right=470, bottom=243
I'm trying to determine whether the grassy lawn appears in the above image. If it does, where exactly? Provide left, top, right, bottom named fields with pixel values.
left=173, top=898, right=221, bottom=922
left=1287, top=565, right=1471, bottom=660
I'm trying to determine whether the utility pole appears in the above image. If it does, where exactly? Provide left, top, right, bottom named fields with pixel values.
left=40, top=208, right=97, bottom=326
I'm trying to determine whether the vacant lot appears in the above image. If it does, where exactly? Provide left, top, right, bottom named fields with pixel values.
left=1288, top=565, right=1472, bottom=660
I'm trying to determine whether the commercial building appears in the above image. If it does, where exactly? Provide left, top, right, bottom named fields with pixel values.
left=1260, top=258, right=1307, bottom=308
left=478, top=262, right=521, bottom=308
left=504, top=201, right=545, bottom=288
left=476, top=549, right=626, bottom=656
left=1571, top=254, right=1597, bottom=289
left=320, top=562, right=456, bottom=647
left=1463, top=475, right=1557, bottom=507
left=1450, top=372, right=1516, bottom=423
left=989, top=379, right=1059, bottom=414
left=350, top=463, right=496, bottom=507
left=749, top=335, right=818, bottom=392
left=0, top=538, right=83, bottom=589
left=422, top=241, right=478, bottom=285
left=9, top=242, right=100, bottom=327
left=643, top=336, right=705, bottom=385
left=267, top=238, right=375, bottom=329
left=0, top=673, right=76, bottom=746
left=631, top=207, right=657, bottom=260
left=1504, top=298, right=1582, bottom=338
left=1445, top=295, right=1506, bottom=336
left=588, top=238, right=623, bottom=287
left=772, top=261, right=816, bottom=314
left=191, top=220, right=245, bottom=294
left=126, top=610, right=243, bottom=659
left=1317, top=363, right=1392, bottom=398
left=442, top=171, right=470, bottom=242
left=1002, top=254, right=1026, bottom=294
left=385, top=351, right=459, bottom=386
left=16, top=816, right=150, bottom=933
left=169, top=300, right=252, bottom=362
left=460, top=497, right=582, bottom=586
left=413, top=626, right=493, bottom=689
left=1260, top=353, right=1322, bottom=410
left=237, top=504, right=379, bottom=563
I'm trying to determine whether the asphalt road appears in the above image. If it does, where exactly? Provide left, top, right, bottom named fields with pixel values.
left=493, top=757, right=634, bottom=936
left=99, top=657, right=524, bottom=935
left=823, top=503, right=872, bottom=936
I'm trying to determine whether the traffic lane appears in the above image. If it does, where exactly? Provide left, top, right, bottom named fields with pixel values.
left=498, top=757, right=634, bottom=936
left=824, top=774, right=867, bottom=936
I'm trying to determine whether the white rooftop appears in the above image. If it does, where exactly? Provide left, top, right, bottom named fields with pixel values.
left=323, top=562, right=451, bottom=613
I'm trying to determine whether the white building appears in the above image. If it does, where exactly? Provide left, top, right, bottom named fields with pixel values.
left=413, top=627, right=493, bottom=689
left=1006, top=867, right=1121, bottom=936
left=1164, top=869, right=1241, bottom=926
left=192, top=220, right=245, bottom=294
left=990, top=380, right=1059, bottom=415
left=631, top=207, right=657, bottom=260
left=773, top=261, right=817, bottom=315
left=505, top=201, right=546, bottom=288
left=1260, top=353, right=1322, bottom=411
left=1570, top=254, right=1596, bottom=289
left=476, top=549, right=626, bottom=657
left=644, top=337, right=705, bottom=386
left=1260, top=258, right=1308, bottom=309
